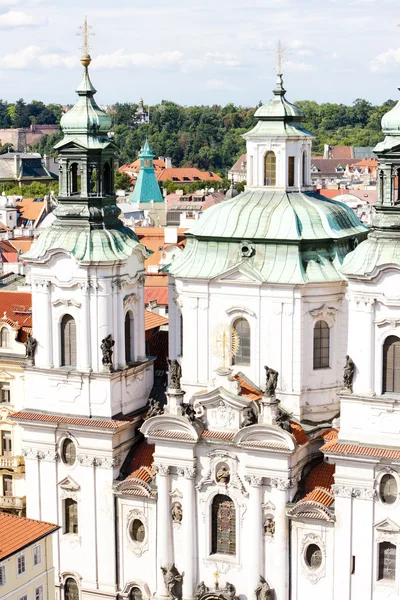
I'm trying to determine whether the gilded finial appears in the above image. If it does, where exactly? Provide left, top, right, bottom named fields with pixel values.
left=268, top=40, right=291, bottom=75
left=77, top=16, right=95, bottom=67
left=214, top=569, right=220, bottom=590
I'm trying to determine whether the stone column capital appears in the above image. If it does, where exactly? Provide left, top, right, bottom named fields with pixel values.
left=154, top=463, right=170, bottom=476
left=245, top=474, right=263, bottom=487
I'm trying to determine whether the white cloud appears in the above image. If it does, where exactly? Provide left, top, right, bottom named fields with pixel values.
left=0, top=46, right=76, bottom=69
left=370, top=47, right=400, bottom=72
left=205, top=79, right=238, bottom=91
left=284, top=60, right=316, bottom=72
left=205, top=52, right=242, bottom=68
left=0, top=10, right=43, bottom=27
left=91, top=50, right=184, bottom=70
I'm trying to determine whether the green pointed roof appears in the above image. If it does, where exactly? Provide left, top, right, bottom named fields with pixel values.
left=244, top=74, right=315, bottom=140
left=130, top=140, right=164, bottom=204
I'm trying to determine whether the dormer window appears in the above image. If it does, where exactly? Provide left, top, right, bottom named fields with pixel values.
left=264, top=151, right=276, bottom=186
left=0, top=327, right=9, bottom=348
left=288, top=157, right=295, bottom=186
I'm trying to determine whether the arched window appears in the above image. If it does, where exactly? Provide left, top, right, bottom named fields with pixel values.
left=130, top=588, right=143, bottom=600
left=61, top=315, right=77, bottom=367
left=103, top=162, right=111, bottom=195
left=383, top=336, right=400, bottom=393
left=125, top=311, right=133, bottom=364
left=264, top=151, right=276, bottom=186
left=0, top=327, right=9, bottom=348
left=288, top=156, right=295, bottom=186
left=232, top=318, right=250, bottom=366
left=302, top=151, right=307, bottom=186
left=64, top=498, right=78, bottom=534
left=313, top=320, right=330, bottom=369
left=378, top=542, right=396, bottom=581
left=71, top=163, right=79, bottom=195
left=211, top=494, right=236, bottom=556
left=379, top=474, right=398, bottom=505
left=64, top=578, right=79, bottom=600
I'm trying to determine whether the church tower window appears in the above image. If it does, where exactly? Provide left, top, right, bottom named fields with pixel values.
left=232, top=318, right=250, bottom=366
left=64, top=577, right=79, bottom=600
left=61, top=439, right=76, bottom=466
left=211, top=494, right=236, bottom=556
left=70, top=163, right=79, bottom=195
left=302, top=151, right=307, bottom=186
left=379, top=474, right=398, bottom=504
left=61, top=315, right=77, bottom=367
left=0, top=327, right=9, bottom=348
left=378, top=542, right=396, bottom=581
left=103, top=162, right=111, bottom=195
left=313, top=320, right=330, bottom=369
left=288, top=156, right=295, bottom=186
left=382, top=335, right=400, bottom=393
left=64, top=498, right=78, bottom=534
left=264, top=151, right=276, bottom=186
left=125, top=311, right=134, bottom=364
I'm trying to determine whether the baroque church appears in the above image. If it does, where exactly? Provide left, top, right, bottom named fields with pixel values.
left=11, top=38, right=400, bottom=600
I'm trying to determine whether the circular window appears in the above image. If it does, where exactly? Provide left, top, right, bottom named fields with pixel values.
left=130, top=519, right=145, bottom=543
left=61, top=438, right=76, bottom=466
left=305, top=544, right=322, bottom=569
left=380, top=474, right=398, bottom=505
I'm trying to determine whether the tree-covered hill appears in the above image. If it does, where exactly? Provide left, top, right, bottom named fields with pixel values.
left=29, top=97, right=397, bottom=175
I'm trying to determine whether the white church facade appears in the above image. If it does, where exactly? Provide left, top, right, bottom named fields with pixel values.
left=10, top=39, right=400, bottom=600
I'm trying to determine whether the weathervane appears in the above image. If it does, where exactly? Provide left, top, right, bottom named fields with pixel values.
left=268, top=40, right=291, bottom=74
left=77, top=16, right=95, bottom=56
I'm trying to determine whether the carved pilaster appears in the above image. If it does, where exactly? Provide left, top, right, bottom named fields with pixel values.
left=245, top=475, right=263, bottom=487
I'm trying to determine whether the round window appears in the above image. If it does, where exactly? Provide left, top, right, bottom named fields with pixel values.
left=380, top=474, right=398, bottom=505
left=305, top=544, right=322, bottom=569
left=62, top=438, right=76, bottom=466
left=130, top=519, right=145, bottom=543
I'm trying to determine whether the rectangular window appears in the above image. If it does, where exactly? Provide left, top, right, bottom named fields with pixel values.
left=33, top=544, right=42, bottom=566
left=17, top=553, right=26, bottom=575
left=3, top=474, right=12, bottom=497
left=313, top=321, right=330, bottom=369
left=288, top=156, right=295, bottom=186
left=1, top=430, right=12, bottom=456
left=0, top=384, right=10, bottom=403
left=378, top=542, right=396, bottom=581
left=65, top=498, right=78, bottom=534
left=35, top=585, right=44, bottom=600
left=19, top=595, right=28, bottom=600
left=0, top=564, right=6, bottom=586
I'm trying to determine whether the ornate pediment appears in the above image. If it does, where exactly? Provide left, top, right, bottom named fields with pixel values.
left=193, top=386, right=256, bottom=432
left=58, top=476, right=80, bottom=491
left=213, top=262, right=263, bottom=285
left=374, top=518, right=400, bottom=533
left=309, top=303, right=338, bottom=324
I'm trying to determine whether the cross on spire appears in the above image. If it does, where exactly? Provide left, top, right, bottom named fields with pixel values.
left=77, top=16, right=95, bottom=56
left=269, top=40, right=291, bottom=74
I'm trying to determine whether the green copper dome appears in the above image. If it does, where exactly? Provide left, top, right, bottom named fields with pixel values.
left=381, top=94, right=400, bottom=136
left=170, top=190, right=368, bottom=284
left=60, top=68, right=112, bottom=136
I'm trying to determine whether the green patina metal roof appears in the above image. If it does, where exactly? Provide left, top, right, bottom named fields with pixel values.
left=130, top=139, right=164, bottom=204
left=244, top=74, right=315, bottom=140
left=341, top=233, right=400, bottom=279
left=170, top=190, right=368, bottom=284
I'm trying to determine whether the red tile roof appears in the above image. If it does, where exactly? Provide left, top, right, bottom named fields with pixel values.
left=11, top=411, right=133, bottom=429
left=230, top=153, right=247, bottom=172
left=322, top=440, right=400, bottom=460
left=319, top=428, right=339, bottom=442
left=10, top=238, right=34, bottom=253
left=156, top=168, right=222, bottom=183
left=0, top=512, right=58, bottom=560
left=145, top=309, right=168, bottom=331
left=234, top=375, right=262, bottom=401
left=290, top=421, right=309, bottom=446
left=305, top=461, right=335, bottom=494
left=301, top=487, right=334, bottom=508
left=144, top=286, right=168, bottom=306
left=202, top=430, right=235, bottom=441
left=0, top=291, right=32, bottom=327
left=147, top=329, right=168, bottom=372
left=127, top=439, right=155, bottom=476
left=325, top=146, right=353, bottom=160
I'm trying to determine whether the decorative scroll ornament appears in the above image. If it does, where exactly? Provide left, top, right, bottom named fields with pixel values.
left=127, top=509, right=149, bottom=557
left=196, top=450, right=247, bottom=497
left=301, top=533, right=326, bottom=584
left=212, top=324, right=239, bottom=369
left=210, top=401, right=235, bottom=430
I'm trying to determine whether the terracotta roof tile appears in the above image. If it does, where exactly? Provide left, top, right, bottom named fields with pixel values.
left=150, top=430, right=193, bottom=440
left=128, top=466, right=155, bottom=483
left=202, top=430, right=235, bottom=441
left=128, top=440, right=155, bottom=475
left=16, top=198, right=46, bottom=226
left=319, top=428, right=339, bottom=441
left=290, top=421, right=308, bottom=446
left=0, top=290, right=32, bottom=326
left=321, top=440, right=400, bottom=459
left=0, top=512, right=58, bottom=560
left=301, top=487, right=334, bottom=507
left=145, top=309, right=168, bottom=331
left=239, top=440, right=291, bottom=451
left=11, top=411, right=133, bottom=429
left=144, top=286, right=168, bottom=306
left=305, top=461, right=335, bottom=493
left=10, top=238, right=33, bottom=253
left=156, top=167, right=222, bottom=183
left=234, top=375, right=262, bottom=401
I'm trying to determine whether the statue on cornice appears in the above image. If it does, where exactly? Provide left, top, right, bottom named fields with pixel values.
left=25, top=334, right=37, bottom=365
left=216, top=465, right=230, bottom=484
left=264, top=365, right=278, bottom=397
left=171, top=502, right=183, bottom=524
left=276, top=408, right=292, bottom=433
left=343, top=355, right=355, bottom=392
left=168, top=359, right=182, bottom=389
left=146, top=397, right=163, bottom=419
left=255, top=576, right=272, bottom=600
left=240, top=406, right=257, bottom=428
left=196, top=582, right=209, bottom=599
left=223, top=583, right=237, bottom=600
left=161, top=563, right=183, bottom=600
left=182, top=402, right=196, bottom=422
left=101, top=334, right=114, bottom=367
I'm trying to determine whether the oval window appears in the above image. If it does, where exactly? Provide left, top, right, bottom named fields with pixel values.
left=380, top=474, right=398, bottom=505
left=62, top=438, right=76, bottom=466
left=305, top=544, right=322, bottom=569
left=130, top=519, right=145, bottom=543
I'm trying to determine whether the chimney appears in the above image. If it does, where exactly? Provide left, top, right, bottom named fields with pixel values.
left=323, top=144, right=330, bottom=160
left=165, top=157, right=172, bottom=169
left=14, top=154, right=21, bottom=178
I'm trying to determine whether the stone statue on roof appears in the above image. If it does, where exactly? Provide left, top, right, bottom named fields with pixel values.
left=25, top=333, right=37, bottom=365
left=240, top=406, right=257, bottom=428
left=343, top=355, right=355, bottom=392
left=264, top=366, right=279, bottom=397
left=168, top=359, right=182, bottom=389
left=255, top=576, right=272, bottom=600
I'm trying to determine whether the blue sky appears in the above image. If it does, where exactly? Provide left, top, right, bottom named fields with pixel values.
left=1, top=0, right=400, bottom=106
